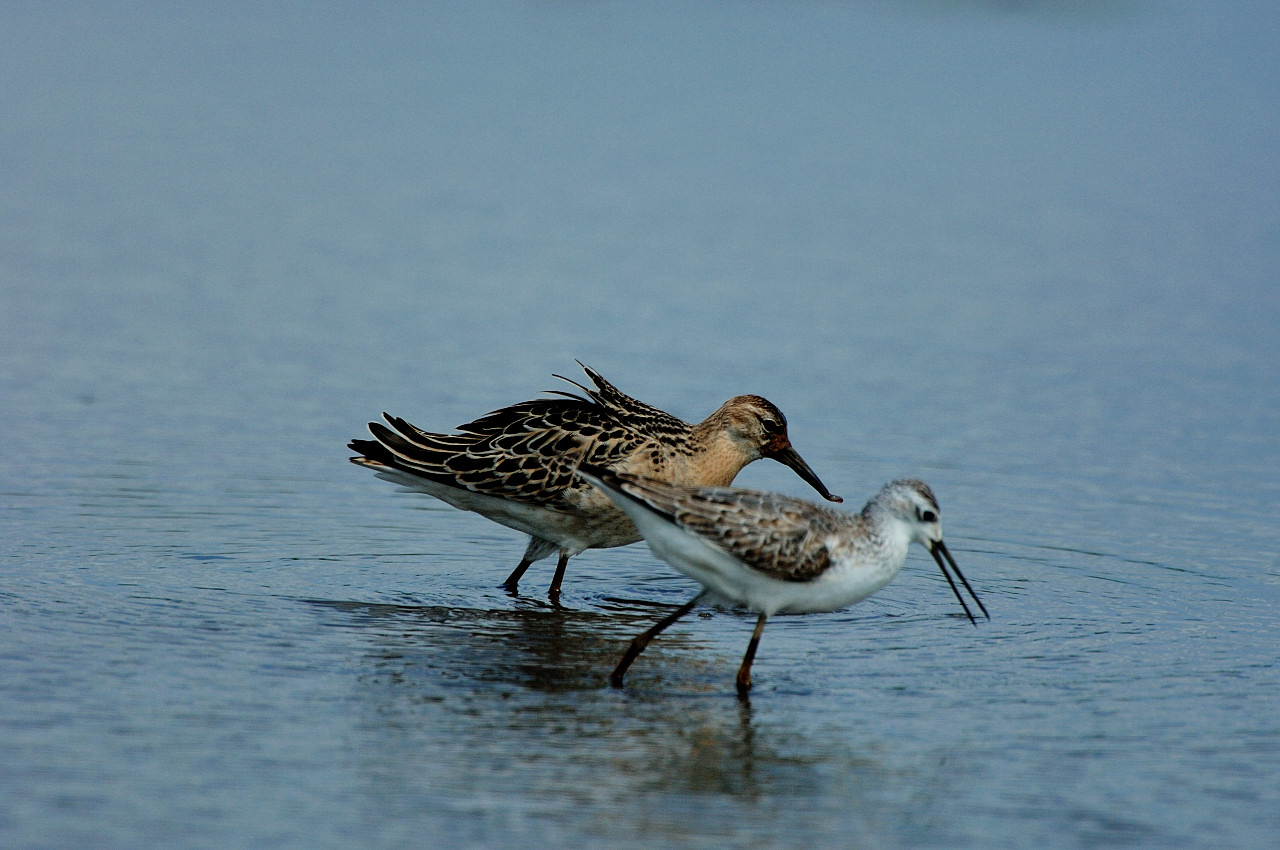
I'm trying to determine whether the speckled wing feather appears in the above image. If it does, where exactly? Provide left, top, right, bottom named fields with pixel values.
left=349, top=369, right=692, bottom=508
left=550, top=363, right=691, bottom=443
left=599, top=470, right=850, bottom=583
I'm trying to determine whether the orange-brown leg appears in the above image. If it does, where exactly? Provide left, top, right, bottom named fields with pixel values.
left=547, top=553, right=571, bottom=601
left=735, top=613, right=769, bottom=697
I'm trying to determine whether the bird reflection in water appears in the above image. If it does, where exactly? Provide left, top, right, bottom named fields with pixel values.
left=306, top=597, right=877, bottom=805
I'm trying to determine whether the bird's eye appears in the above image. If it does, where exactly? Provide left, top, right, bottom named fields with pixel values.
left=919, top=509, right=938, bottom=523
left=760, top=418, right=781, bottom=435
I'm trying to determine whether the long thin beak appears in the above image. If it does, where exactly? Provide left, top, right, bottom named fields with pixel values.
left=768, top=441, right=842, bottom=503
left=929, top=540, right=990, bottom=625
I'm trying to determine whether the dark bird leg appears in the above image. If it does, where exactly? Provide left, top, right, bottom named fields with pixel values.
left=547, top=553, right=571, bottom=602
left=735, top=613, right=769, bottom=697
left=611, top=592, right=706, bottom=687
left=501, top=557, right=535, bottom=593
left=502, top=537, right=558, bottom=593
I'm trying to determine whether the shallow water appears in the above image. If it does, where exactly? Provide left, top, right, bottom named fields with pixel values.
left=3, top=2, right=1279, bottom=848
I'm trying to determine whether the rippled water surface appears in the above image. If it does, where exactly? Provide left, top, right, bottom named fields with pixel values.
left=3, top=2, right=1278, bottom=848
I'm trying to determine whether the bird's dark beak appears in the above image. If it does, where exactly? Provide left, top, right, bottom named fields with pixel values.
left=929, top=540, right=990, bottom=625
left=766, top=437, right=842, bottom=503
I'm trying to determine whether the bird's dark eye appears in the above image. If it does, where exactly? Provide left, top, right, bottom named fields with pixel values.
left=760, top=418, right=782, bottom=435
left=919, top=510, right=938, bottom=523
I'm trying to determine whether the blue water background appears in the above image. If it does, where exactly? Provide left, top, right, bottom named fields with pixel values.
left=2, top=2, right=1278, bottom=847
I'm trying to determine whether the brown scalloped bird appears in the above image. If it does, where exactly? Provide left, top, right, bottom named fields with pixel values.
left=348, top=363, right=841, bottom=599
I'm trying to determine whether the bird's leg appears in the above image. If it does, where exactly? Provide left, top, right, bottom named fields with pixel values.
left=547, top=553, right=571, bottom=602
left=735, top=613, right=769, bottom=697
left=611, top=592, right=706, bottom=687
left=501, top=557, right=535, bottom=593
